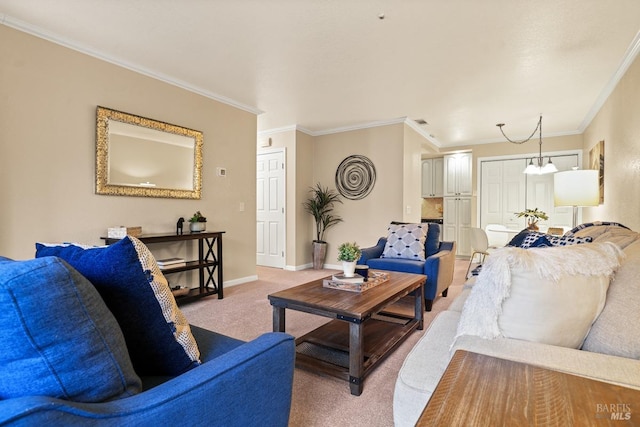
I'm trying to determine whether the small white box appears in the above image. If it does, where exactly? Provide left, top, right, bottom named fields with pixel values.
left=107, top=227, right=127, bottom=238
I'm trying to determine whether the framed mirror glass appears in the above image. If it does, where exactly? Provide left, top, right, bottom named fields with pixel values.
left=96, top=106, right=203, bottom=199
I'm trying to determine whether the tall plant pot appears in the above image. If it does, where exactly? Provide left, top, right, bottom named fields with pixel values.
left=312, top=241, right=327, bottom=270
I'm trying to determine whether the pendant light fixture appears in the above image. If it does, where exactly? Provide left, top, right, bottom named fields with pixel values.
left=496, top=115, right=558, bottom=175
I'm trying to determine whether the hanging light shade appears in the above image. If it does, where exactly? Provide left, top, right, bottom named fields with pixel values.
left=496, top=115, right=557, bottom=175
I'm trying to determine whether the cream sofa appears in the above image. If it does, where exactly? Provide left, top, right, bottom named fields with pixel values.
left=393, top=223, right=640, bottom=426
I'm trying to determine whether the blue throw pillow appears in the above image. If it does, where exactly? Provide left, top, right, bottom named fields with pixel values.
left=36, top=236, right=201, bottom=376
left=506, top=230, right=530, bottom=247
left=0, top=257, right=141, bottom=402
left=508, top=230, right=593, bottom=248
left=425, top=223, right=441, bottom=257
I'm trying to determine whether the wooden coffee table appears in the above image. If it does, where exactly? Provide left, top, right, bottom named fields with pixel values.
left=417, top=350, right=640, bottom=425
left=268, top=271, right=425, bottom=396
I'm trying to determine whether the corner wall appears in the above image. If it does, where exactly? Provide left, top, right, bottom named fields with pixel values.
left=0, top=25, right=258, bottom=283
left=582, top=51, right=640, bottom=230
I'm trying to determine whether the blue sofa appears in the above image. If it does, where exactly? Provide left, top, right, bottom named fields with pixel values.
left=0, top=246, right=295, bottom=426
left=358, top=223, right=456, bottom=311
left=0, top=328, right=295, bottom=426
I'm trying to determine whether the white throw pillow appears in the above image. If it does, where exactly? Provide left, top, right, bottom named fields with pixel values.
left=381, top=223, right=427, bottom=261
left=455, top=242, right=624, bottom=349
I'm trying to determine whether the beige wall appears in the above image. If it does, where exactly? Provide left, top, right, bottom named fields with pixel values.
left=402, top=124, right=426, bottom=223
left=294, top=131, right=315, bottom=267
left=582, top=52, right=640, bottom=230
left=0, top=26, right=258, bottom=283
left=11, top=16, right=636, bottom=279
left=313, top=124, right=407, bottom=267
left=257, top=129, right=314, bottom=269
left=263, top=123, right=428, bottom=269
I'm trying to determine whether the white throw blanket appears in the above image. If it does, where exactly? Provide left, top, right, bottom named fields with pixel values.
left=455, top=242, right=625, bottom=343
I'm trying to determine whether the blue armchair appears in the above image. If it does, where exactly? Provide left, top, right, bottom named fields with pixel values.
left=0, top=327, right=295, bottom=426
left=359, top=223, right=456, bottom=311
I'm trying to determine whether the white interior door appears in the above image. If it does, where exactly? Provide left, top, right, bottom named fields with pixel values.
left=256, top=150, right=285, bottom=268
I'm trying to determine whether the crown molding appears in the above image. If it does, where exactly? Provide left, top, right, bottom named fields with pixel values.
left=313, top=117, right=407, bottom=136
left=259, top=117, right=414, bottom=138
left=257, top=125, right=314, bottom=137
left=579, top=28, right=640, bottom=132
left=0, top=15, right=262, bottom=116
left=440, top=129, right=583, bottom=148
left=403, top=119, right=443, bottom=147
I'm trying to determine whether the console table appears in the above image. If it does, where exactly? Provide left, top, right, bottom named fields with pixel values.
left=101, top=231, right=224, bottom=303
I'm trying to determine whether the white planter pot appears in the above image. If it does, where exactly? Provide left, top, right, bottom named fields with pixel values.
left=190, top=222, right=206, bottom=232
left=342, top=261, right=357, bottom=277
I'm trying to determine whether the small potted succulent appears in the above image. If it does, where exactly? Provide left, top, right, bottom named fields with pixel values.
left=337, top=242, right=361, bottom=277
left=515, top=208, right=548, bottom=230
left=189, top=211, right=207, bottom=232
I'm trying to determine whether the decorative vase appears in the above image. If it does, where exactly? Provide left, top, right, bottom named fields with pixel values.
left=342, top=261, right=357, bottom=277
left=312, top=241, right=327, bottom=270
left=190, top=222, right=206, bottom=232
left=527, top=221, right=539, bottom=231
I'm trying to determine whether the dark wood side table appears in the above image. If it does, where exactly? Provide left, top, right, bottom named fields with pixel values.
left=102, top=231, right=224, bottom=303
left=417, top=350, right=640, bottom=426
left=268, top=271, right=425, bottom=396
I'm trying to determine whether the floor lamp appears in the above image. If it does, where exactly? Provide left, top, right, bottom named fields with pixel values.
left=553, top=169, right=600, bottom=228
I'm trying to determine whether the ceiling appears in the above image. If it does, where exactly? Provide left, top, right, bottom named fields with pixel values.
left=2, top=1, right=640, bottom=147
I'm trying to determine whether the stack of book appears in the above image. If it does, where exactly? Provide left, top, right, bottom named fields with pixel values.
left=156, top=257, right=186, bottom=270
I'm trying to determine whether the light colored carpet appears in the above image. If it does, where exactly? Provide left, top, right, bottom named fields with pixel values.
left=180, top=260, right=470, bottom=427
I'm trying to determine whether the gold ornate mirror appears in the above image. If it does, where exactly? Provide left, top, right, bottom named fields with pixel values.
left=96, top=106, right=203, bottom=199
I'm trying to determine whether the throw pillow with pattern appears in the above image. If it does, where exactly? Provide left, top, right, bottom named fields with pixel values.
left=509, top=230, right=592, bottom=249
left=381, top=223, right=427, bottom=261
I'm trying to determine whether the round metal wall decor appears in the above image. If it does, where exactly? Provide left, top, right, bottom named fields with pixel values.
left=335, top=155, right=376, bottom=200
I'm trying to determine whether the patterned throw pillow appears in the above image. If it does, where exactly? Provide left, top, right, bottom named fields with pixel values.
left=381, top=223, right=427, bottom=261
left=36, top=236, right=201, bottom=376
left=508, top=230, right=592, bottom=249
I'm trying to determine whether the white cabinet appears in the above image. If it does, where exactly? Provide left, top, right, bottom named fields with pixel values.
left=443, top=196, right=472, bottom=256
left=421, top=158, right=444, bottom=198
left=443, top=153, right=473, bottom=196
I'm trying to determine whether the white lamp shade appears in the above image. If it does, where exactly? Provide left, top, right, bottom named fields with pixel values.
left=554, top=169, right=600, bottom=207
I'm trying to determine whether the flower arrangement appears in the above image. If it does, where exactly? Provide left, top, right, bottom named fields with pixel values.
left=515, top=208, right=548, bottom=229
left=337, top=242, right=361, bottom=262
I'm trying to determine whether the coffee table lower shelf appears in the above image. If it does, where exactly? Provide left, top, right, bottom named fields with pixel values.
left=295, top=315, right=420, bottom=385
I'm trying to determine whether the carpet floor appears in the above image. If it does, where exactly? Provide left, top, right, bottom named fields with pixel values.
left=180, top=260, right=470, bottom=427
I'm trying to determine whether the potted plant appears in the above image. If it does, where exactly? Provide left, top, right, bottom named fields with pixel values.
left=337, top=242, right=361, bottom=277
left=189, top=211, right=207, bottom=232
left=515, top=208, right=548, bottom=230
left=303, top=183, right=343, bottom=269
